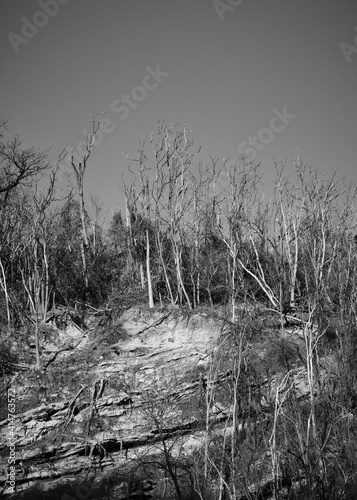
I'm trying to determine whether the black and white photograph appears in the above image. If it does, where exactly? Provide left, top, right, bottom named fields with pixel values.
left=1, top=1, right=357, bottom=498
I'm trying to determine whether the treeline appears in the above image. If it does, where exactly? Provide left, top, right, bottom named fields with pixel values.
left=1, top=118, right=357, bottom=328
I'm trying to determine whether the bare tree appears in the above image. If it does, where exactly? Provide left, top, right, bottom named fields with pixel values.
left=0, top=120, right=55, bottom=332
left=217, top=158, right=268, bottom=320
left=0, top=121, right=50, bottom=204
left=20, top=168, right=59, bottom=369
left=122, top=120, right=199, bottom=308
left=68, top=117, right=101, bottom=294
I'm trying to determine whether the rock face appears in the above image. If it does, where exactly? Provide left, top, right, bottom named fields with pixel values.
left=0, top=307, right=229, bottom=499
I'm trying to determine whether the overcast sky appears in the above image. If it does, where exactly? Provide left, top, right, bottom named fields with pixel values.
left=1, top=0, right=357, bottom=216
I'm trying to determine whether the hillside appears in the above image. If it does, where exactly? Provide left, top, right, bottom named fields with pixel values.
left=1, top=303, right=355, bottom=499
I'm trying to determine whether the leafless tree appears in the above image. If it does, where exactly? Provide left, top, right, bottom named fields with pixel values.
left=68, top=116, right=101, bottom=293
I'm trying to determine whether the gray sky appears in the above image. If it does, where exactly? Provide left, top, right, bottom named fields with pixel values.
left=1, top=0, right=357, bottom=215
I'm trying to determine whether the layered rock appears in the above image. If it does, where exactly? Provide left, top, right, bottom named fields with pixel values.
left=0, top=307, right=228, bottom=499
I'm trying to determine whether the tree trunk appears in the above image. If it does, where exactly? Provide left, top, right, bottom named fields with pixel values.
left=146, top=230, right=154, bottom=308
left=0, top=257, right=10, bottom=330
left=156, top=230, right=175, bottom=305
